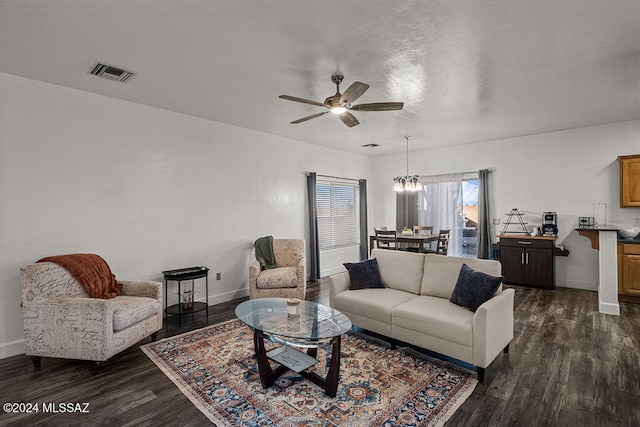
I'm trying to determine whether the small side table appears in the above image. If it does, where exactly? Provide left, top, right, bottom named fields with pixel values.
left=162, top=266, right=209, bottom=327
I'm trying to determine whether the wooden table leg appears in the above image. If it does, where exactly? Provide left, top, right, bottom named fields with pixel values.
left=254, top=330, right=288, bottom=390
left=324, top=336, right=341, bottom=397
left=254, top=331, right=342, bottom=397
left=254, top=329, right=275, bottom=388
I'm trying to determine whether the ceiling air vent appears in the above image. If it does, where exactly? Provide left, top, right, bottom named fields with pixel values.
left=89, top=62, right=136, bottom=83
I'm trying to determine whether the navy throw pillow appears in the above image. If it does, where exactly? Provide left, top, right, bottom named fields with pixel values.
left=343, top=259, right=384, bottom=290
left=450, top=263, right=503, bottom=312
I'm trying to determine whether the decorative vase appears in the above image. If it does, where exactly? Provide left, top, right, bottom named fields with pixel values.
left=182, top=290, right=193, bottom=310
left=594, top=203, right=607, bottom=227
left=286, top=298, right=301, bottom=318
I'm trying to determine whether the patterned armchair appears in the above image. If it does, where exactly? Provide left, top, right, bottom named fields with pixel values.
left=249, top=239, right=306, bottom=300
left=21, top=262, right=163, bottom=367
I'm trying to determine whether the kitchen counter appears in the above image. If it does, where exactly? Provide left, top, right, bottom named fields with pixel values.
left=618, top=238, right=640, bottom=244
left=576, top=226, right=640, bottom=245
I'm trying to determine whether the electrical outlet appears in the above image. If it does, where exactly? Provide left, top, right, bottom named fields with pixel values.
left=492, top=218, right=501, bottom=225
left=216, top=272, right=221, bottom=280
left=634, top=218, right=640, bottom=228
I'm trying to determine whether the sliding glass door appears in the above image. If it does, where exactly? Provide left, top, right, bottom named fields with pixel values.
left=418, top=173, right=478, bottom=258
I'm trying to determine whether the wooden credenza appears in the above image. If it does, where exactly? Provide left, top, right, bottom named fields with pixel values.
left=618, top=242, right=640, bottom=303
left=499, top=235, right=556, bottom=289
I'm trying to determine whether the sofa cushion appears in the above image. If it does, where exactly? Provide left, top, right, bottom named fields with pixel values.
left=392, top=296, right=474, bottom=347
left=256, top=267, right=298, bottom=289
left=450, top=263, right=503, bottom=312
left=420, top=254, right=502, bottom=298
left=371, top=249, right=424, bottom=294
left=112, top=296, right=160, bottom=332
left=332, top=288, right=417, bottom=324
left=273, top=239, right=305, bottom=268
left=344, top=259, right=384, bottom=290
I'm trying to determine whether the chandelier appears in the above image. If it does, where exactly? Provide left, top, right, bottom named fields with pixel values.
left=393, top=136, right=422, bottom=192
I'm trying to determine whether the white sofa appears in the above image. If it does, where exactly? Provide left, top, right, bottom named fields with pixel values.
left=329, top=249, right=514, bottom=381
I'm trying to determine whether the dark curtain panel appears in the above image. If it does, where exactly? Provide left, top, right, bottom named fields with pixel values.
left=477, top=169, right=492, bottom=259
left=306, top=172, right=320, bottom=281
left=359, top=179, right=368, bottom=260
left=396, top=191, right=419, bottom=231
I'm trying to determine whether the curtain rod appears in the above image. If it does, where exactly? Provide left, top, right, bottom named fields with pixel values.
left=420, top=168, right=494, bottom=178
left=306, top=172, right=362, bottom=182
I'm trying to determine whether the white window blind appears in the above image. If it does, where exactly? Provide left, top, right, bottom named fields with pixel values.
left=316, top=178, right=360, bottom=251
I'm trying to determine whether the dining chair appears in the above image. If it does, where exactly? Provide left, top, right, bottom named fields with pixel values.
left=406, top=225, right=434, bottom=252
left=426, top=229, right=450, bottom=255
left=375, top=229, right=398, bottom=250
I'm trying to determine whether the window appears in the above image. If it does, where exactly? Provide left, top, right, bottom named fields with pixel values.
left=316, top=179, right=360, bottom=251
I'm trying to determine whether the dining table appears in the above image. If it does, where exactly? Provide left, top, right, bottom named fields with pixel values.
left=369, top=232, right=439, bottom=254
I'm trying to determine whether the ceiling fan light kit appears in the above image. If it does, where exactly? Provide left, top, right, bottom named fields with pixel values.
left=394, top=136, right=423, bottom=192
left=279, top=74, right=404, bottom=127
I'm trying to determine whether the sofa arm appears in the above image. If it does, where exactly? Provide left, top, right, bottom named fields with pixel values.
left=296, top=257, right=307, bottom=296
left=119, top=280, right=162, bottom=300
left=472, top=288, right=515, bottom=368
left=329, top=272, right=350, bottom=307
left=24, top=297, right=112, bottom=327
left=23, top=297, right=114, bottom=356
left=249, top=261, right=261, bottom=288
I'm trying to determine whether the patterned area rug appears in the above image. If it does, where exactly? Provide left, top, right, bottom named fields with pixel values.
left=141, top=319, right=477, bottom=426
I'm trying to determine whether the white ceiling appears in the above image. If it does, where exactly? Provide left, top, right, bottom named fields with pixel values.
left=1, top=0, right=639, bottom=156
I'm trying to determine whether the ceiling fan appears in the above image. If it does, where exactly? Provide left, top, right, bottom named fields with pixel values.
left=279, top=74, right=404, bottom=128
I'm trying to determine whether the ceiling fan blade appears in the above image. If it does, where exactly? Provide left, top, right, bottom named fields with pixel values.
left=279, top=95, right=324, bottom=107
left=339, top=82, right=369, bottom=105
left=339, top=112, right=359, bottom=127
left=290, top=111, right=329, bottom=124
left=350, top=102, right=404, bottom=111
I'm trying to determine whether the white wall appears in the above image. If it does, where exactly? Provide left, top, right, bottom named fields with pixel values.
left=2, top=70, right=638, bottom=359
left=371, top=120, right=640, bottom=290
left=0, top=72, right=372, bottom=358
left=320, top=246, right=361, bottom=277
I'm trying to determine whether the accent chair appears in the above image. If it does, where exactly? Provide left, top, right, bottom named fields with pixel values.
left=249, top=239, right=306, bottom=300
left=21, top=261, right=163, bottom=367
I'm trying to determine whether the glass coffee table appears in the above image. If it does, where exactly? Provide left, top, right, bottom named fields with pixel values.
left=235, top=298, right=352, bottom=397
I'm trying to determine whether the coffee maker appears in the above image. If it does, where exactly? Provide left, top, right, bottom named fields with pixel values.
left=542, top=212, right=558, bottom=236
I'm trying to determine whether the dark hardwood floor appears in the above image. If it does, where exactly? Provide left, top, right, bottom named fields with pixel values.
left=1, top=281, right=639, bottom=426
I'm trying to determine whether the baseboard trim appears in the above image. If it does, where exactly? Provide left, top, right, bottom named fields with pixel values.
left=0, top=339, right=25, bottom=360
left=203, top=288, right=249, bottom=306
left=599, top=301, right=620, bottom=316
left=555, top=279, right=597, bottom=291
left=320, top=267, right=346, bottom=277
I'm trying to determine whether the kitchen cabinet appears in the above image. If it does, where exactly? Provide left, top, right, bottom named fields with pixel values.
left=618, top=154, right=640, bottom=207
left=618, top=242, right=640, bottom=303
left=499, top=236, right=556, bottom=289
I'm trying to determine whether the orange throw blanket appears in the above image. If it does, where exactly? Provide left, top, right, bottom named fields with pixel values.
left=37, top=254, right=122, bottom=299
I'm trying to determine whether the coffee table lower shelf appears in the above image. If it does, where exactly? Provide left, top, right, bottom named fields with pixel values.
left=266, top=345, right=319, bottom=373
left=254, top=329, right=342, bottom=397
